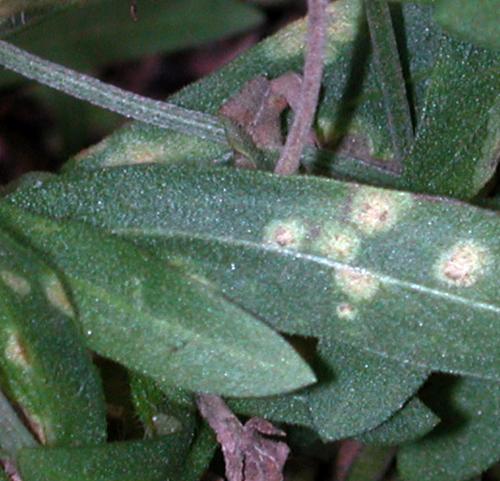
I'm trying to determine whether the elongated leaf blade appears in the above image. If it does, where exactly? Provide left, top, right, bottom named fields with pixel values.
left=402, top=38, right=500, bottom=199
left=17, top=436, right=189, bottom=481
left=398, top=375, right=500, bottom=481
left=0, top=228, right=107, bottom=446
left=5, top=165, right=499, bottom=382
left=0, top=204, right=315, bottom=397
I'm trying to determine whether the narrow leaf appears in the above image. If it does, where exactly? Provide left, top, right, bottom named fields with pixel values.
left=6, top=164, right=499, bottom=382
left=402, top=37, right=500, bottom=199
left=17, top=436, right=189, bottom=481
left=365, top=0, right=414, bottom=160
left=0, top=204, right=316, bottom=397
left=398, top=375, right=500, bottom=481
left=0, top=228, right=107, bottom=446
left=357, top=397, right=440, bottom=446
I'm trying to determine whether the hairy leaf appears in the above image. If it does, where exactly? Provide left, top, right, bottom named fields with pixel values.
left=398, top=375, right=500, bottom=481
left=0, top=228, right=107, bottom=446
left=17, top=436, right=189, bottom=481
left=0, top=204, right=315, bottom=397
left=229, top=340, right=427, bottom=441
left=357, top=397, right=439, bottom=446
left=402, top=37, right=500, bottom=199
left=6, top=164, right=499, bottom=381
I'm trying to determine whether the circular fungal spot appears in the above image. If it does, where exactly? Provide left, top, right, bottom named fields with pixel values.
left=336, top=302, right=357, bottom=320
left=335, top=267, right=379, bottom=301
left=0, top=270, right=31, bottom=296
left=435, top=241, right=490, bottom=287
left=313, top=222, right=360, bottom=261
left=151, top=413, right=183, bottom=435
left=5, top=331, right=30, bottom=368
left=263, top=218, right=308, bottom=250
left=350, top=187, right=412, bottom=235
left=44, top=275, right=75, bottom=318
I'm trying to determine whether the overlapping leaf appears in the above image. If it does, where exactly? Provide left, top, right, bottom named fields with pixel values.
left=398, top=375, right=500, bottom=481
left=5, top=164, right=498, bottom=381
left=0, top=203, right=315, bottom=397
left=357, top=397, right=439, bottom=446
left=0, top=227, right=106, bottom=446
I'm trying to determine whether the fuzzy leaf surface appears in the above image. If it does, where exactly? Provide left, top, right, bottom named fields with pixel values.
left=5, top=165, right=500, bottom=382
left=0, top=204, right=316, bottom=397
left=0, top=227, right=106, bottom=446
left=17, top=436, right=189, bottom=481
left=229, top=340, right=427, bottom=441
left=398, top=375, right=500, bottom=481
left=357, top=397, right=439, bottom=446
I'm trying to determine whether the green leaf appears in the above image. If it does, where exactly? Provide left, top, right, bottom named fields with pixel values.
left=402, top=37, right=500, bottom=199
left=0, top=203, right=316, bottom=397
left=0, top=228, right=107, bottom=446
left=357, top=397, right=440, bottom=446
left=3, top=0, right=263, bottom=73
left=63, top=0, right=442, bottom=184
left=432, top=0, right=500, bottom=51
left=17, top=436, right=190, bottom=481
left=344, top=445, right=395, bottom=481
left=6, top=164, right=499, bottom=382
left=229, top=340, right=427, bottom=441
left=398, top=375, right=500, bottom=481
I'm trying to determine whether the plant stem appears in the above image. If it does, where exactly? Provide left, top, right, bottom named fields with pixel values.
left=274, top=0, right=328, bottom=175
left=0, top=40, right=227, bottom=144
left=364, top=0, right=414, bottom=161
left=0, top=389, right=36, bottom=459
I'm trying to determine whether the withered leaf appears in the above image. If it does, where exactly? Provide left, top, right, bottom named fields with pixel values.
left=196, top=394, right=289, bottom=481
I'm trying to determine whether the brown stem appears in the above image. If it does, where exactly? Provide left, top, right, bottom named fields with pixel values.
left=274, top=0, right=328, bottom=175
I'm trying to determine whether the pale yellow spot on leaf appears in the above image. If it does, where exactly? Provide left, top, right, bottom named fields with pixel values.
left=5, top=331, right=30, bottom=368
left=44, top=275, right=75, bottom=318
left=335, top=267, right=379, bottom=301
left=336, top=302, right=357, bottom=320
left=263, top=218, right=308, bottom=250
left=313, top=222, right=360, bottom=261
left=436, top=241, right=490, bottom=287
left=0, top=270, right=31, bottom=296
left=350, top=187, right=412, bottom=235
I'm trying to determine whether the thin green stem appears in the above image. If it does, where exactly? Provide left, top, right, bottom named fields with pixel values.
left=0, top=40, right=227, bottom=144
left=365, top=0, right=414, bottom=162
left=0, top=389, right=37, bottom=459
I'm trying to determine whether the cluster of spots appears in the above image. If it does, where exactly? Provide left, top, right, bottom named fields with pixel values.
left=313, top=222, right=360, bottom=261
left=435, top=240, right=490, bottom=287
left=43, top=275, right=75, bottom=318
left=4, top=330, right=30, bottom=368
left=350, top=187, right=412, bottom=235
left=335, top=267, right=380, bottom=302
left=0, top=270, right=31, bottom=296
left=263, top=218, right=308, bottom=250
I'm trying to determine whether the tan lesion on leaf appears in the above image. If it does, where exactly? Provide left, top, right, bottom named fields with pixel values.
left=263, top=218, right=308, bottom=250
left=435, top=241, right=490, bottom=287
left=336, top=302, right=357, bottom=320
left=335, top=266, right=379, bottom=301
left=0, top=270, right=31, bottom=296
left=5, top=330, right=31, bottom=368
left=43, top=275, right=75, bottom=318
left=350, top=187, right=412, bottom=235
left=312, top=222, right=360, bottom=261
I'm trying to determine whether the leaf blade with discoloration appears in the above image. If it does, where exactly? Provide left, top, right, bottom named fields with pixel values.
left=0, top=204, right=316, bottom=398
left=3, top=164, right=499, bottom=384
